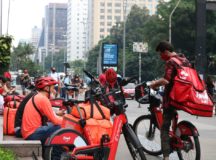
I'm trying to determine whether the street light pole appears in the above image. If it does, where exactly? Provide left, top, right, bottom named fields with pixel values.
left=123, top=0, right=128, bottom=78
left=0, top=0, right=2, bottom=36
left=169, top=0, right=181, bottom=43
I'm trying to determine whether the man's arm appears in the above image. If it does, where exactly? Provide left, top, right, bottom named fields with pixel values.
left=149, top=78, right=169, bottom=89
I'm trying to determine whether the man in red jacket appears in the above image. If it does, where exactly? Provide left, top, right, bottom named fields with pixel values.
left=149, top=41, right=191, bottom=160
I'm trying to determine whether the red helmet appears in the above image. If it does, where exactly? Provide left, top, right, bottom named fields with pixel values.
left=105, top=68, right=117, bottom=84
left=35, top=77, right=58, bottom=89
left=99, top=74, right=106, bottom=86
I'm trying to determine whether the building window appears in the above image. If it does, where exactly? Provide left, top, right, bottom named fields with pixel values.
left=107, top=9, right=112, bottom=13
left=100, top=22, right=105, bottom=26
left=100, top=35, right=104, bottom=39
left=107, top=3, right=112, bottom=7
left=100, top=2, right=105, bottom=7
left=115, top=9, right=121, bottom=14
left=107, top=22, right=112, bottom=26
left=107, top=16, right=112, bottom=20
left=115, top=16, right=121, bottom=21
left=100, top=9, right=105, bottom=13
left=100, top=15, right=105, bottom=19
left=100, top=28, right=104, bottom=32
left=115, top=3, right=121, bottom=7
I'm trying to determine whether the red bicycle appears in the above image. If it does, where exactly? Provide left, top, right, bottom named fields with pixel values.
left=44, top=70, right=146, bottom=160
left=133, top=82, right=201, bottom=160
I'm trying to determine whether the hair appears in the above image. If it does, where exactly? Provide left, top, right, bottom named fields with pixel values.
left=156, top=41, right=174, bottom=52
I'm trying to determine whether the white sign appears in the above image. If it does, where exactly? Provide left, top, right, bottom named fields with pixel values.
left=133, top=42, right=148, bottom=53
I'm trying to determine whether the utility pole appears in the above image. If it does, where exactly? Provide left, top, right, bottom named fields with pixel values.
left=0, top=0, right=2, bottom=36
left=123, top=0, right=128, bottom=78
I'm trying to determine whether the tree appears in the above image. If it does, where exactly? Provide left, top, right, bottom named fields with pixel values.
left=0, top=35, right=13, bottom=75
left=10, top=42, right=42, bottom=76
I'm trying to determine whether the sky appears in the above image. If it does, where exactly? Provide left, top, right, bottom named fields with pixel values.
left=2, top=0, right=67, bottom=46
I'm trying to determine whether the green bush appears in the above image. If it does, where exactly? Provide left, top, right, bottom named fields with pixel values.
left=0, top=147, right=17, bottom=160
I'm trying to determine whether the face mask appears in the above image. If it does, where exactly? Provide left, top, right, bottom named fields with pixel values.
left=160, top=53, right=170, bottom=61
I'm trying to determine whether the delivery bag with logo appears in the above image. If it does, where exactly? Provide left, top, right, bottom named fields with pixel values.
left=169, top=57, right=214, bottom=117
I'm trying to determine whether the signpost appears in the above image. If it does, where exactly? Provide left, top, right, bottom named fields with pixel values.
left=133, top=42, right=148, bottom=83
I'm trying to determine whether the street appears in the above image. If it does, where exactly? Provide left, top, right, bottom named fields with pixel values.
left=116, top=99, right=216, bottom=160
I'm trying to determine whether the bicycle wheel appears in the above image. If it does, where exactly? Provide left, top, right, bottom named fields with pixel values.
left=123, top=124, right=146, bottom=160
left=44, top=130, right=88, bottom=160
left=133, top=115, right=162, bottom=156
left=177, top=135, right=200, bottom=160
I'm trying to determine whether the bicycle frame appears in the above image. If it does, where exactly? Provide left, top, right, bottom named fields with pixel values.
left=147, top=90, right=199, bottom=151
left=70, top=113, right=128, bottom=160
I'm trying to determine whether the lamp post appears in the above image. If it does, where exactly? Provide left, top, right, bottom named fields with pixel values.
left=123, top=0, right=128, bottom=78
left=0, top=0, right=2, bottom=36
left=62, top=34, right=67, bottom=73
left=169, top=0, right=181, bottom=43
left=50, top=44, right=55, bottom=67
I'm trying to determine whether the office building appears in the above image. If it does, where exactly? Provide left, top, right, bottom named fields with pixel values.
left=44, top=3, right=67, bottom=60
left=67, top=0, right=89, bottom=62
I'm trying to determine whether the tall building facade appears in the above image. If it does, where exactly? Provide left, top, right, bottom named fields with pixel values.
left=67, top=0, right=89, bottom=62
left=44, top=3, right=67, bottom=61
left=89, top=0, right=158, bottom=48
left=31, top=26, right=41, bottom=62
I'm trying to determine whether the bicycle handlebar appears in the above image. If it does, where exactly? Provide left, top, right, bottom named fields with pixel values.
left=119, top=76, right=137, bottom=86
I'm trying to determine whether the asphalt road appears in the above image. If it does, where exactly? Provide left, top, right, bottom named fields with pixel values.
left=116, top=99, right=216, bottom=160
left=16, top=86, right=216, bottom=160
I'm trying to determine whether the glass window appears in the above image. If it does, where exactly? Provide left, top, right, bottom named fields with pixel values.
left=115, top=3, right=121, bottom=7
left=107, top=3, right=112, bottom=7
left=100, top=2, right=105, bottom=7
left=100, top=28, right=104, bottom=32
left=100, top=15, right=105, bottom=19
left=107, top=9, right=112, bottom=13
left=107, top=16, right=112, bottom=20
left=115, top=9, right=121, bottom=14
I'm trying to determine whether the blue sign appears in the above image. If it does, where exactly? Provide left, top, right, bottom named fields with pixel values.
left=102, top=43, right=118, bottom=66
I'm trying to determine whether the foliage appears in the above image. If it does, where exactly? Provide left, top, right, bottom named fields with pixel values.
left=0, top=35, right=13, bottom=75
left=44, top=49, right=65, bottom=74
left=70, top=59, right=85, bottom=76
left=0, top=147, right=17, bottom=160
left=10, top=42, right=42, bottom=76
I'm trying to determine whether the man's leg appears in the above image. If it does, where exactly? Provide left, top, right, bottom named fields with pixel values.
left=161, top=107, right=176, bottom=159
left=26, top=123, right=61, bottom=158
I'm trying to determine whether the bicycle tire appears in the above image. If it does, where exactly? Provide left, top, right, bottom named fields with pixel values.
left=133, top=115, right=162, bottom=156
left=177, top=135, right=201, bottom=160
left=123, top=124, right=146, bottom=160
left=44, top=130, right=88, bottom=160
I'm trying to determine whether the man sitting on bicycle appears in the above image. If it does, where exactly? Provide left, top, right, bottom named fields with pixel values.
left=149, top=41, right=191, bottom=160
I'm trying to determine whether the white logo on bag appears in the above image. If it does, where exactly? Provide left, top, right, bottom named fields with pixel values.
left=179, top=70, right=189, bottom=80
left=196, top=91, right=208, bottom=103
left=63, top=136, right=71, bottom=142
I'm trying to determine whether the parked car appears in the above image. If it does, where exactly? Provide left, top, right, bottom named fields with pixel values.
left=123, top=83, right=136, bottom=99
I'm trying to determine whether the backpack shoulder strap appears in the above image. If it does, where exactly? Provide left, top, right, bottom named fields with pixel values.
left=32, top=95, right=42, bottom=117
left=32, top=95, right=48, bottom=126
left=170, top=57, right=182, bottom=66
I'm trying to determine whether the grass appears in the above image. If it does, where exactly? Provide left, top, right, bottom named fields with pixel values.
left=0, top=147, right=17, bottom=160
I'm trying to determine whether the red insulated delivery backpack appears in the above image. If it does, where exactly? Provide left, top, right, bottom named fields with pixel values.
left=169, top=57, right=214, bottom=117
